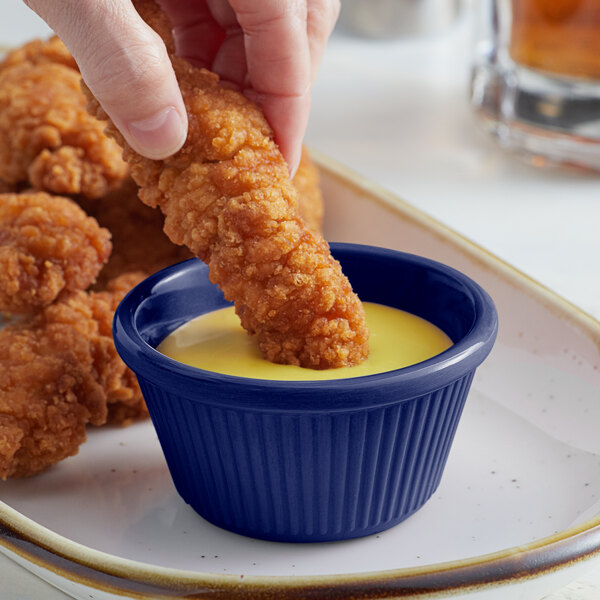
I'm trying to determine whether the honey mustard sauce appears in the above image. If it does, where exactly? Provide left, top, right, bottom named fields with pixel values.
left=158, top=303, right=453, bottom=380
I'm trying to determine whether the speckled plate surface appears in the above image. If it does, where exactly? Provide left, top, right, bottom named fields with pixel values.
left=1, top=154, right=600, bottom=600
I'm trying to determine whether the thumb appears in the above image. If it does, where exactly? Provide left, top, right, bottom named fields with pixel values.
left=25, top=0, right=187, bottom=160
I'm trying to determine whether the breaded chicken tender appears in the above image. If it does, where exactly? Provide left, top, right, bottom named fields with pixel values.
left=79, top=157, right=320, bottom=288
left=0, top=61, right=128, bottom=198
left=86, top=0, right=369, bottom=369
left=0, top=192, right=111, bottom=314
left=0, top=272, right=145, bottom=479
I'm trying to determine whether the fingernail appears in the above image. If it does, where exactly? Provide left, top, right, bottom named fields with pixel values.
left=283, top=144, right=302, bottom=179
left=127, top=106, right=187, bottom=160
left=288, top=152, right=301, bottom=179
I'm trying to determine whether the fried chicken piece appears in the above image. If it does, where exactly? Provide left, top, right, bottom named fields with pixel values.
left=0, top=272, right=146, bottom=478
left=86, top=0, right=369, bottom=369
left=294, top=148, right=324, bottom=235
left=77, top=178, right=192, bottom=287
left=0, top=35, right=78, bottom=72
left=0, top=192, right=111, bottom=314
left=82, top=272, right=149, bottom=425
left=80, top=157, right=320, bottom=288
left=39, top=272, right=147, bottom=426
left=0, top=317, right=107, bottom=479
left=0, top=61, right=128, bottom=198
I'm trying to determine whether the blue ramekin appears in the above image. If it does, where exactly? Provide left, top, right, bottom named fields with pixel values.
left=113, top=243, right=498, bottom=543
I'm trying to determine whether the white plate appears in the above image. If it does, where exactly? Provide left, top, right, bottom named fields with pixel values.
left=1, top=154, right=600, bottom=600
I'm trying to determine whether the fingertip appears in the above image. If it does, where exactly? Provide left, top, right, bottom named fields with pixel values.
left=247, top=90, right=310, bottom=178
left=271, top=110, right=308, bottom=179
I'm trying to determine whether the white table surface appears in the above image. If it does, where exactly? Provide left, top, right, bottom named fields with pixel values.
left=1, top=2, right=599, bottom=599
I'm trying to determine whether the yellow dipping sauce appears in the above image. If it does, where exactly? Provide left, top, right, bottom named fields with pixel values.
left=158, top=303, right=453, bottom=381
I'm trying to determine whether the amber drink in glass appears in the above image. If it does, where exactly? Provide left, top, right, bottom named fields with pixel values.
left=471, top=0, right=600, bottom=170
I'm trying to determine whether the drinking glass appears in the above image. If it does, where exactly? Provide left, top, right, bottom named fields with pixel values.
left=471, top=0, right=600, bottom=170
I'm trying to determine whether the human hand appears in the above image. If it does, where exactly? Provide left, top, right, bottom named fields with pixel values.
left=22, top=0, right=340, bottom=174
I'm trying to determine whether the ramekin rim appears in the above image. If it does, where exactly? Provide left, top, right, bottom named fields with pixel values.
left=113, top=243, right=498, bottom=395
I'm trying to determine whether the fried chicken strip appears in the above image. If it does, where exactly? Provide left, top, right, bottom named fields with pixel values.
left=79, top=149, right=322, bottom=288
left=86, top=0, right=369, bottom=369
left=0, top=272, right=145, bottom=478
left=0, top=192, right=111, bottom=314
left=0, top=58, right=128, bottom=198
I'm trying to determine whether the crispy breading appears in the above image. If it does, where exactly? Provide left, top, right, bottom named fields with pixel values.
left=79, top=151, right=323, bottom=288
left=0, top=35, right=78, bottom=72
left=0, top=315, right=106, bottom=479
left=0, top=192, right=111, bottom=314
left=0, top=61, right=128, bottom=198
left=0, top=272, right=145, bottom=478
left=52, top=274, right=148, bottom=425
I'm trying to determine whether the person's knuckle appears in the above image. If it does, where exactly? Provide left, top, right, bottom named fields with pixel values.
left=235, top=0, right=305, bottom=35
